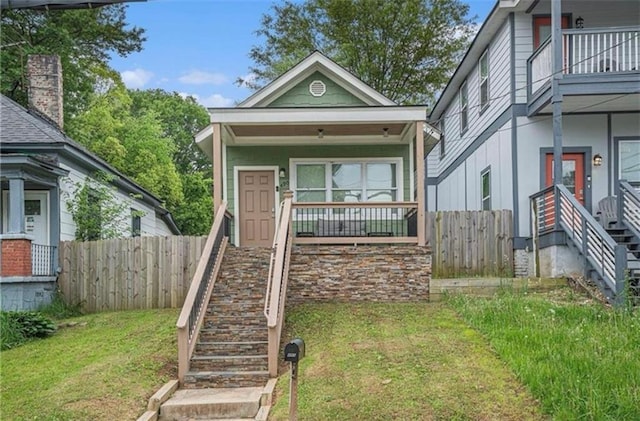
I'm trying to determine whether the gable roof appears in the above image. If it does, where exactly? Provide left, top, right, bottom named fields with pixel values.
left=238, top=51, right=397, bottom=107
left=0, top=95, right=180, bottom=234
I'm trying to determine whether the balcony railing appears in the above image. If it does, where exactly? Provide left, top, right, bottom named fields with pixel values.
left=291, top=201, right=419, bottom=244
left=31, top=244, right=56, bottom=276
left=528, top=26, right=640, bottom=97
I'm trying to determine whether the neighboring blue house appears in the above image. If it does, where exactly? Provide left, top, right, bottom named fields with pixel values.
left=0, top=55, right=180, bottom=311
left=426, top=0, right=639, bottom=303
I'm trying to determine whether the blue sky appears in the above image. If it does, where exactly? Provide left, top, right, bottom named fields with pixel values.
left=109, top=0, right=495, bottom=107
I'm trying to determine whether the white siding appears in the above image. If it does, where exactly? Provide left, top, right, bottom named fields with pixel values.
left=58, top=159, right=171, bottom=240
left=427, top=18, right=512, bottom=178
left=154, top=214, right=175, bottom=237
left=436, top=121, right=513, bottom=212
left=516, top=114, right=610, bottom=237
left=427, top=185, right=437, bottom=212
left=514, top=12, right=533, bottom=104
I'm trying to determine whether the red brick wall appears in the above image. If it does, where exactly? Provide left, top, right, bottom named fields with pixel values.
left=1, top=239, right=32, bottom=277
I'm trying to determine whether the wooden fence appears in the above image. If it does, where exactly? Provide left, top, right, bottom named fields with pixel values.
left=426, top=210, right=513, bottom=278
left=59, top=236, right=207, bottom=313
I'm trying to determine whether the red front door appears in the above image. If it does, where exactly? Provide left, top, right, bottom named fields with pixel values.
left=533, top=16, right=571, bottom=49
left=545, top=153, right=585, bottom=205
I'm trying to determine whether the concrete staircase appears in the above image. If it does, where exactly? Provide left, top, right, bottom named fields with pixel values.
left=157, top=246, right=273, bottom=421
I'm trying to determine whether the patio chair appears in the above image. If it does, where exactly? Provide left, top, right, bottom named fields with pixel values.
left=595, top=196, right=617, bottom=228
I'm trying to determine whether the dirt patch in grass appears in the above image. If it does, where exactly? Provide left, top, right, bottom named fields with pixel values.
left=269, top=302, right=544, bottom=420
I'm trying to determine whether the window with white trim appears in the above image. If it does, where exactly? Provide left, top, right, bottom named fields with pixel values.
left=293, top=159, right=401, bottom=204
left=481, top=167, right=491, bottom=210
left=619, top=140, right=640, bottom=186
left=460, top=81, right=468, bottom=134
left=479, top=50, right=489, bottom=112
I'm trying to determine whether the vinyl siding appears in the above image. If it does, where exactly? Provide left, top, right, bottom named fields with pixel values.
left=268, top=71, right=367, bottom=107
left=427, top=18, right=512, bottom=178
left=59, top=160, right=168, bottom=240
left=514, top=12, right=533, bottom=104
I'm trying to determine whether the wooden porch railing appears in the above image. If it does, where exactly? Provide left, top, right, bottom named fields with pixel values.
left=619, top=180, right=640, bottom=238
left=531, top=185, right=627, bottom=304
left=528, top=26, right=640, bottom=97
left=291, top=201, right=421, bottom=245
left=176, top=202, right=229, bottom=383
left=264, top=193, right=293, bottom=376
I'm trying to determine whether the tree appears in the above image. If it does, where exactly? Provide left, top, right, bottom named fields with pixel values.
left=129, top=89, right=211, bottom=174
left=242, top=0, right=474, bottom=105
left=0, top=5, right=145, bottom=124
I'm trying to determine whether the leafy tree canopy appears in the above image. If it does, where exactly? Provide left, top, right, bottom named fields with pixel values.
left=0, top=5, right=145, bottom=124
left=242, top=0, right=474, bottom=105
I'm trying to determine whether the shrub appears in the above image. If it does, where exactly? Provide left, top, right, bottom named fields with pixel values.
left=0, top=311, right=57, bottom=351
left=39, top=289, right=83, bottom=319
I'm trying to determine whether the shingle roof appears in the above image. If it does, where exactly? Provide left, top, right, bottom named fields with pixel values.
left=0, top=95, right=72, bottom=145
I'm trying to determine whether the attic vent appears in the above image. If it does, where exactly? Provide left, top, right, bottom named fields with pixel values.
left=309, top=80, right=326, bottom=97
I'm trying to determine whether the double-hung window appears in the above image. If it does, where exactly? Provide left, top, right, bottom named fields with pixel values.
left=479, top=50, right=489, bottom=112
left=460, top=81, right=468, bottom=134
left=294, top=159, right=401, bottom=206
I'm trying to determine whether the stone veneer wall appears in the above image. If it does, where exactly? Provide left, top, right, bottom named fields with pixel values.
left=514, top=249, right=530, bottom=278
left=287, top=245, right=431, bottom=305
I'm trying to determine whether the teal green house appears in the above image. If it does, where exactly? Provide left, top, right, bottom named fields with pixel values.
left=196, top=52, right=430, bottom=247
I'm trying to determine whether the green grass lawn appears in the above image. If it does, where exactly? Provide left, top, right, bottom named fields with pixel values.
left=269, top=302, right=544, bottom=420
left=0, top=308, right=178, bottom=421
left=447, top=289, right=640, bottom=420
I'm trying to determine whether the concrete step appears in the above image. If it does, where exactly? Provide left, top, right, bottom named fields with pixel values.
left=159, top=387, right=262, bottom=421
left=183, top=371, right=269, bottom=389
left=190, top=354, right=268, bottom=372
left=195, top=341, right=268, bottom=356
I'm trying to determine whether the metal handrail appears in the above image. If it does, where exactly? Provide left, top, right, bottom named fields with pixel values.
left=620, top=180, right=640, bottom=238
left=176, top=201, right=229, bottom=383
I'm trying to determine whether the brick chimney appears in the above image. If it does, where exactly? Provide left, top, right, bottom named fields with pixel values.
left=27, top=55, right=64, bottom=129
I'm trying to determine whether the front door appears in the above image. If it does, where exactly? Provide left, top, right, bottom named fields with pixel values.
left=238, top=171, right=276, bottom=247
left=545, top=153, right=585, bottom=205
left=533, top=15, right=571, bottom=49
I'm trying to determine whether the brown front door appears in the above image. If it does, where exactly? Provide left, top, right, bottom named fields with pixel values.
left=238, top=170, right=276, bottom=247
left=545, top=153, right=585, bottom=205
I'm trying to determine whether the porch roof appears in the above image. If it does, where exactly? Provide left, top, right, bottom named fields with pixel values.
left=195, top=105, right=428, bottom=159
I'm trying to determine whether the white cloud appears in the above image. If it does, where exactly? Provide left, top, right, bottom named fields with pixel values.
left=178, top=70, right=228, bottom=85
left=179, top=92, right=235, bottom=107
left=121, top=68, right=154, bottom=89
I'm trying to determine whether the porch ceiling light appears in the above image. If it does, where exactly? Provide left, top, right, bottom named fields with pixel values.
left=317, top=128, right=324, bottom=139
left=383, top=127, right=389, bottom=138
left=593, top=154, right=603, bottom=167
left=575, top=16, right=584, bottom=29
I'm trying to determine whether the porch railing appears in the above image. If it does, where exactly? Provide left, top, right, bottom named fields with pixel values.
left=264, top=193, right=293, bottom=376
left=528, top=26, right=640, bottom=97
left=291, top=201, right=419, bottom=244
left=176, top=201, right=229, bottom=383
left=31, top=244, right=56, bottom=276
left=531, top=185, right=627, bottom=304
left=619, top=180, right=640, bottom=237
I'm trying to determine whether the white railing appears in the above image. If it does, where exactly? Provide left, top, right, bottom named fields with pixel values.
left=567, top=26, right=640, bottom=74
left=528, top=26, right=640, bottom=96
left=264, top=193, right=293, bottom=376
left=176, top=202, right=229, bottom=383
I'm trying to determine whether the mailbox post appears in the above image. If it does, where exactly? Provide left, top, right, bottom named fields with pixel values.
left=284, top=338, right=305, bottom=421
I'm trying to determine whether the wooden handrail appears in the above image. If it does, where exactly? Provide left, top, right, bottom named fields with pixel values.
left=176, top=201, right=228, bottom=383
left=265, top=194, right=294, bottom=376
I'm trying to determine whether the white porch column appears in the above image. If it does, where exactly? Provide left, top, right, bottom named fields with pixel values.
left=8, top=178, right=25, bottom=234
left=416, top=121, right=426, bottom=247
left=212, top=123, right=223, bottom=211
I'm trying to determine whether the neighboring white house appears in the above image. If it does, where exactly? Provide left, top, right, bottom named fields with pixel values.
left=426, top=0, right=639, bottom=302
left=0, top=55, right=180, bottom=311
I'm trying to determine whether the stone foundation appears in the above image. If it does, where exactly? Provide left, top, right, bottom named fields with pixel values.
left=287, top=245, right=431, bottom=305
left=531, top=245, right=585, bottom=278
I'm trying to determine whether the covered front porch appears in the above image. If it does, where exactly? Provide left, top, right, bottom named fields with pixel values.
left=196, top=106, right=429, bottom=248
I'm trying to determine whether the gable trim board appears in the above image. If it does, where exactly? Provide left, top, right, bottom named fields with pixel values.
left=232, top=166, right=279, bottom=247
left=239, top=51, right=396, bottom=107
